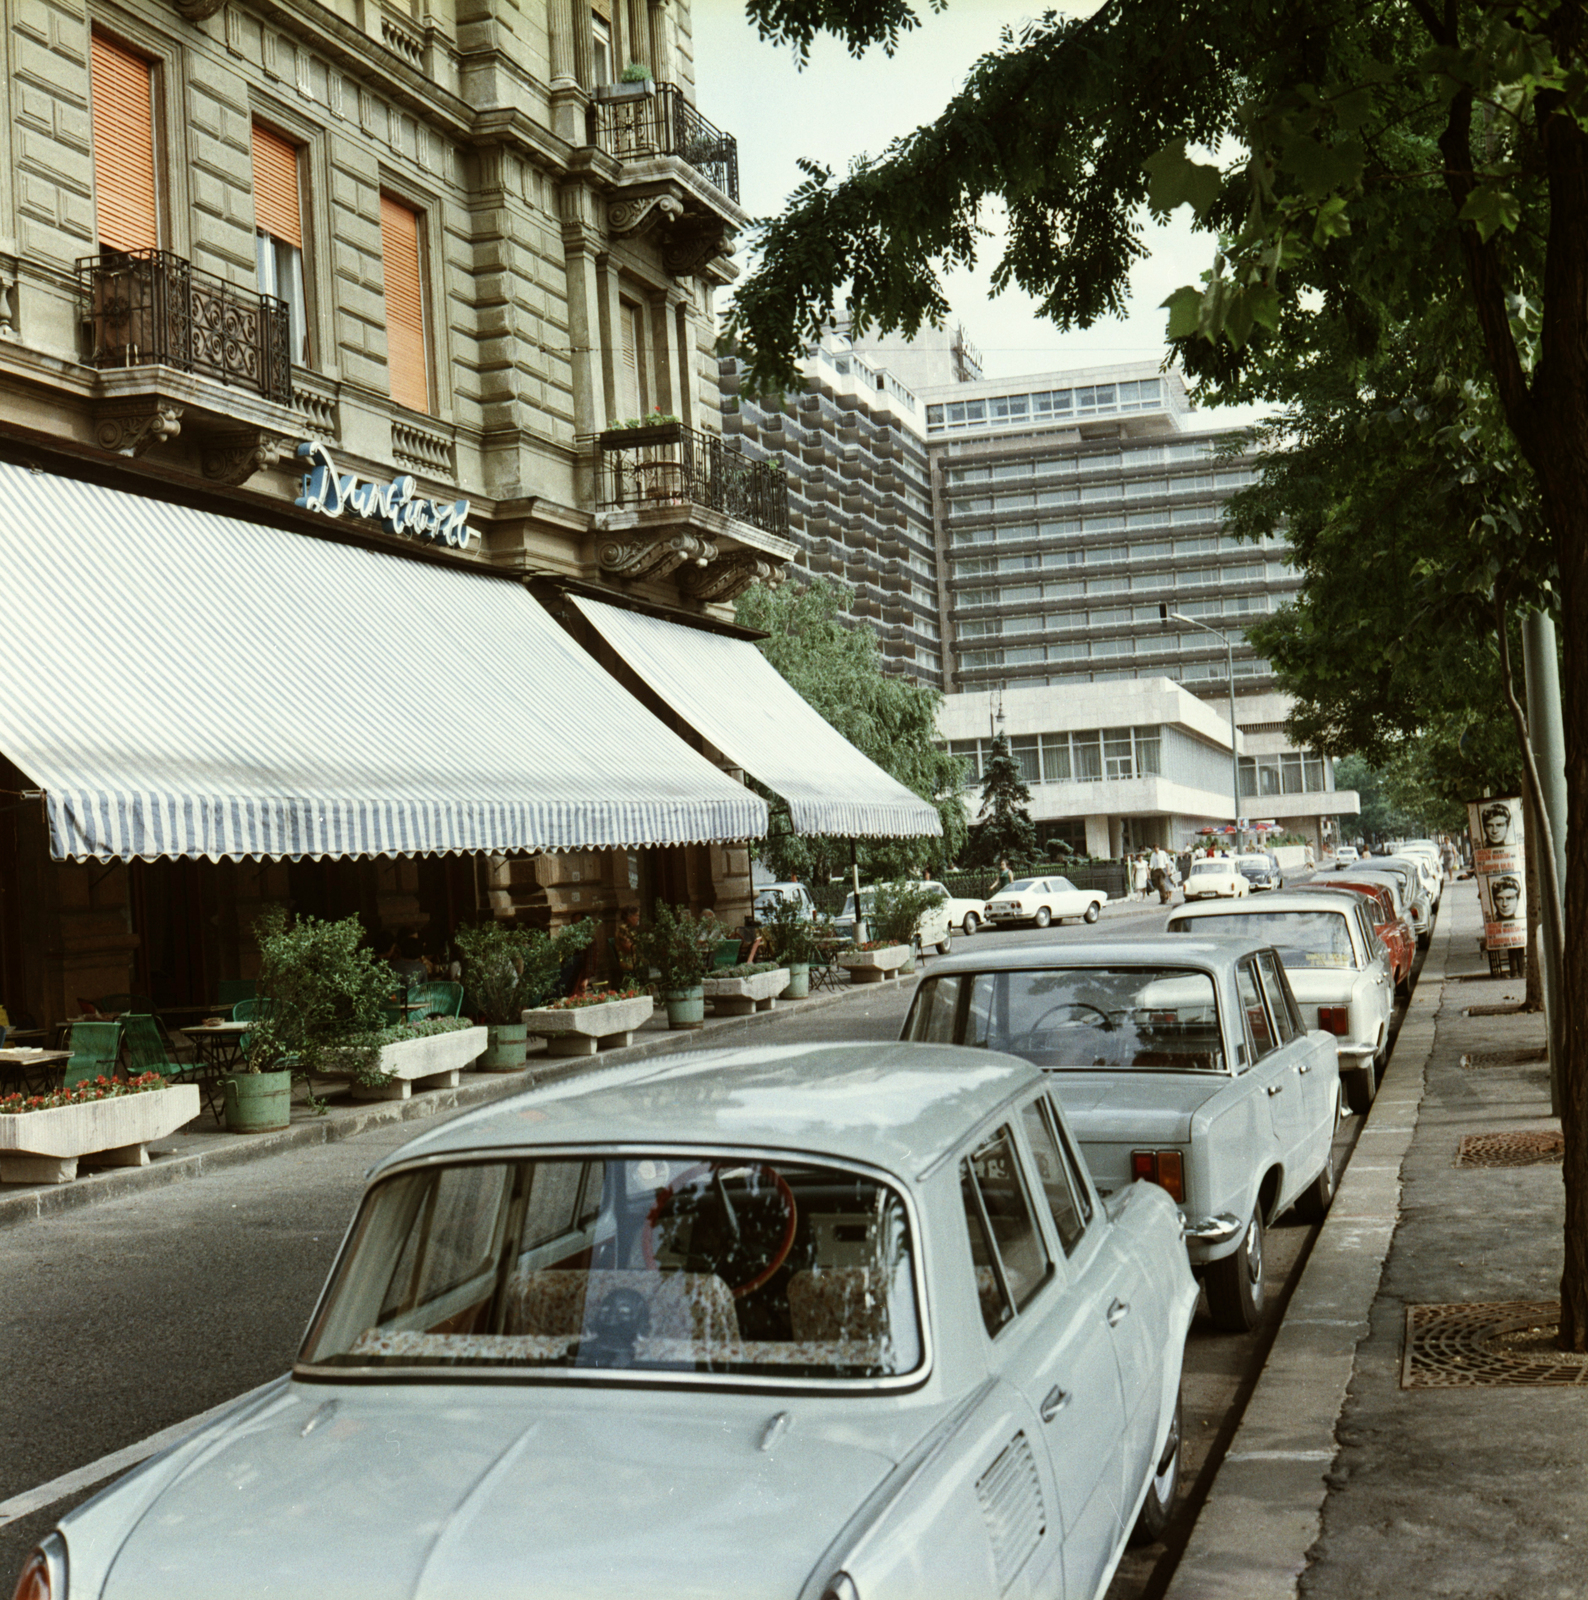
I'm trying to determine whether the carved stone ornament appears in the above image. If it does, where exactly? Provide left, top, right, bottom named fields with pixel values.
left=607, top=193, right=685, bottom=237
left=681, top=553, right=786, bottom=604
left=172, top=0, right=227, bottom=19
left=599, top=532, right=717, bottom=584
left=201, top=431, right=292, bottom=486
left=662, top=222, right=730, bottom=279
left=94, top=403, right=183, bottom=458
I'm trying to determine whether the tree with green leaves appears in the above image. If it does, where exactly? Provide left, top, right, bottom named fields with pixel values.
left=726, top=0, right=1588, bottom=1348
left=736, top=578, right=966, bottom=881
left=963, top=736, right=1037, bottom=869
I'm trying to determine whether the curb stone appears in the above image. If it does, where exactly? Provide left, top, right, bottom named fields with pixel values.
left=0, top=976, right=887, bottom=1231
left=1160, top=902, right=1451, bottom=1600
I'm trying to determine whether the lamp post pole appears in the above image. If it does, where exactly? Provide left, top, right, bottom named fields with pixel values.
left=1161, top=606, right=1241, bottom=850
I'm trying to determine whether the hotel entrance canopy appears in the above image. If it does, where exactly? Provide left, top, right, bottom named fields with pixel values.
left=569, top=595, right=942, bottom=839
left=0, top=463, right=766, bottom=861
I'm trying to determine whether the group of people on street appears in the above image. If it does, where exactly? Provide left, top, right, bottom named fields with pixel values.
left=1125, top=847, right=1179, bottom=904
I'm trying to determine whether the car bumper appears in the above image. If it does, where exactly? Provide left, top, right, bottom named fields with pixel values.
left=1180, top=1210, right=1246, bottom=1264
left=1336, top=1043, right=1377, bottom=1072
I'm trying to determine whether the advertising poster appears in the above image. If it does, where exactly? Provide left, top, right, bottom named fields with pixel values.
left=1466, top=796, right=1526, bottom=950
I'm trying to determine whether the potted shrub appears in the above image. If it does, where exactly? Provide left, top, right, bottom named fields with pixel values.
left=595, top=59, right=656, bottom=101
left=454, top=918, right=595, bottom=1070
left=757, top=896, right=828, bottom=998
left=637, top=903, right=719, bottom=1029
left=838, top=882, right=939, bottom=985
left=597, top=408, right=684, bottom=452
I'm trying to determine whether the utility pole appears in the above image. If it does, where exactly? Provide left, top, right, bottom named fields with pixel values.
left=1523, top=611, right=1567, bottom=1116
left=1162, top=606, right=1241, bottom=848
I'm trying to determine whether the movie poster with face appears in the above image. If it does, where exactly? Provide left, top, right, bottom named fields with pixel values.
left=1466, top=796, right=1525, bottom=949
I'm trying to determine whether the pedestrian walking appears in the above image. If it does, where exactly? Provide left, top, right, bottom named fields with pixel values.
left=991, top=856, right=1015, bottom=896
left=1131, top=852, right=1150, bottom=902
left=1149, top=845, right=1174, bottom=904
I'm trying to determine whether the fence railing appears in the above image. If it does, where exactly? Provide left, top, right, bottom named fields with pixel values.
left=593, top=85, right=739, bottom=202
left=77, top=249, right=293, bottom=405
left=595, top=422, right=788, bottom=539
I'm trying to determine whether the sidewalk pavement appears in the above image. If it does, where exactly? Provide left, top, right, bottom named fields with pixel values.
left=1166, top=882, right=1583, bottom=1600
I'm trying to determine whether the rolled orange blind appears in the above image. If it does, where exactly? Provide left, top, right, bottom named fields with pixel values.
left=379, top=195, right=429, bottom=413
left=252, top=124, right=302, bottom=248
left=91, top=34, right=158, bottom=252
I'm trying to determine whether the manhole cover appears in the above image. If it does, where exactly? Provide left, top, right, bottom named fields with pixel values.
left=1460, top=1048, right=1549, bottom=1069
left=1455, top=1130, right=1564, bottom=1167
left=1403, top=1302, right=1588, bottom=1387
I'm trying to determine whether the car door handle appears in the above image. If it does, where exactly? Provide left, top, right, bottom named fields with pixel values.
left=1297, top=1062, right=1311, bottom=1075
left=1267, top=1083, right=1284, bottom=1096
left=1106, top=1297, right=1130, bottom=1326
left=1040, top=1385, right=1071, bottom=1422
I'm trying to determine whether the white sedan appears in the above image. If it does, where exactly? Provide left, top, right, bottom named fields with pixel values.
left=984, top=875, right=1107, bottom=928
left=1181, top=857, right=1251, bottom=900
left=923, top=879, right=991, bottom=936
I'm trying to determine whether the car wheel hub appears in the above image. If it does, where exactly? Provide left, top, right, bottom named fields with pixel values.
left=1245, top=1219, right=1263, bottom=1286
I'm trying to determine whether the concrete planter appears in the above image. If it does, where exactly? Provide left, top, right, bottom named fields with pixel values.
left=0, top=1084, right=200, bottom=1184
left=522, top=995, right=655, bottom=1057
left=837, top=946, right=911, bottom=985
left=593, top=79, right=655, bottom=101
left=341, top=1027, right=489, bottom=1101
left=703, top=968, right=791, bottom=1016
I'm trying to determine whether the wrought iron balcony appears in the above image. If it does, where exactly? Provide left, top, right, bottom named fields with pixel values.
left=593, top=85, right=739, bottom=202
left=77, top=249, right=293, bottom=406
left=595, top=422, right=788, bottom=539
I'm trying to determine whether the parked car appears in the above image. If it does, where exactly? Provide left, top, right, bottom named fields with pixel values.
left=834, top=883, right=953, bottom=954
left=923, top=879, right=992, bottom=936
left=1293, top=878, right=1414, bottom=998
left=22, top=1044, right=1198, bottom=1600
left=983, top=875, right=1108, bottom=928
left=1165, top=891, right=1394, bottom=1114
left=1330, top=858, right=1434, bottom=946
left=752, top=881, right=816, bottom=920
left=1233, top=852, right=1284, bottom=892
left=1384, top=847, right=1444, bottom=915
left=901, top=937, right=1340, bottom=1333
left=1180, top=856, right=1251, bottom=901
left=1334, top=844, right=1360, bottom=863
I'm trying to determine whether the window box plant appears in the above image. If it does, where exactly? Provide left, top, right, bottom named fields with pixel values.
left=0, top=1074, right=199, bottom=1184
left=702, top=962, right=791, bottom=1016
left=594, top=60, right=656, bottom=101
left=521, top=988, right=654, bottom=1056
left=637, top=904, right=720, bottom=1029
left=597, top=410, right=684, bottom=451
left=455, top=918, right=595, bottom=1071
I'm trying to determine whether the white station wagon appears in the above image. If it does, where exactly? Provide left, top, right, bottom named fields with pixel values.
left=902, top=939, right=1341, bottom=1332
left=21, top=1044, right=1196, bottom=1600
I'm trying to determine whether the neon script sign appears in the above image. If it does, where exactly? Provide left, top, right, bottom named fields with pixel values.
left=295, top=441, right=472, bottom=549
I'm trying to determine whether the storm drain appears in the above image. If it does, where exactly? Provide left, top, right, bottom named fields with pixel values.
left=1463, top=1003, right=1526, bottom=1017
left=1455, top=1130, right=1563, bottom=1167
left=1403, top=1302, right=1588, bottom=1388
left=1460, top=1048, right=1549, bottom=1069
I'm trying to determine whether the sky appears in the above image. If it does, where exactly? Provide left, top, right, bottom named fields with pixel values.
left=691, top=0, right=1265, bottom=425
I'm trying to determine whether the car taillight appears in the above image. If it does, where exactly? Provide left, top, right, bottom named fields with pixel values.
left=1318, top=1006, right=1350, bottom=1034
left=1131, top=1149, right=1185, bottom=1202
left=12, top=1548, right=54, bottom=1600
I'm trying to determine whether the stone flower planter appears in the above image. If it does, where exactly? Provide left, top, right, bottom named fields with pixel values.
left=703, top=968, right=791, bottom=1016
left=837, top=946, right=912, bottom=985
left=340, top=1027, right=489, bottom=1102
left=0, top=1084, right=200, bottom=1184
left=522, top=994, right=655, bottom=1057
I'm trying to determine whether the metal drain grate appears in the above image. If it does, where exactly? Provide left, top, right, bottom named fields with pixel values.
left=1455, top=1130, right=1563, bottom=1167
left=1403, top=1302, right=1588, bottom=1387
left=1463, top=1003, right=1527, bottom=1017
left=1460, top=1048, right=1549, bottom=1069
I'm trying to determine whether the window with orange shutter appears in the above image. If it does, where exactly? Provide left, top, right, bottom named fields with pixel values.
left=252, top=124, right=310, bottom=366
left=379, top=196, right=430, bottom=413
left=91, top=34, right=158, bottom=252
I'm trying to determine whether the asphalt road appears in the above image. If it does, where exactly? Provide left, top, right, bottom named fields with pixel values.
left=0, top=889, right=1420, bottom=1595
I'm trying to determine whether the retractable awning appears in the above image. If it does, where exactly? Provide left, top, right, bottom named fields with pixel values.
left=569, top=595, right=942, bottom=839
left=0, top=463, right=766, bottom=861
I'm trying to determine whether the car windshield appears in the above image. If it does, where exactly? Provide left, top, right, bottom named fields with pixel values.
left=1170, top=910, right=1356, bottom=968
left=1189, top=859, right=1226, bottom=875
left=904, top=966, right=1226, bottom=1072
left=301, top=1155, right=922, bottom=1382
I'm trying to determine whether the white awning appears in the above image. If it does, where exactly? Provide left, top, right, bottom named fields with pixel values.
left=0, top=463, right=766, bottom=861
left=569, top=595, right=942, bottom=839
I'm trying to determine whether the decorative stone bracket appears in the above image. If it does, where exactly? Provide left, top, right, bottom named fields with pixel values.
left=599, top=531, right=717, bottom=584
left=94, top=402, right=183, bottom=458
left=681, top=552, right=786, bottom=603
left=607, top=191, right=732, bottom=280
left=607, top=193, right=685, bottom=237
left=170, top=0, right=226, bottom=19
left=201, top=430, right=293, bottom=486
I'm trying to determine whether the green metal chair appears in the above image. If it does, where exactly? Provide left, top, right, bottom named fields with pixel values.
left=62, top=1020, right=122, bottom=1090
left=232, top=998, right=302, bottom=1069
left=122, top=1013, right=220, bottom=1122
left=710, top=938, right=744, bottom=970
left=406, top=980, right=463, bottom=1022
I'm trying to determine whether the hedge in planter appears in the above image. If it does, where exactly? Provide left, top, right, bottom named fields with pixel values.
left=320, top=1017, right=488, bottom=1099
left=637, top=904, right=721, bottom=1029
left=454, top=918, right=595, bottom=1070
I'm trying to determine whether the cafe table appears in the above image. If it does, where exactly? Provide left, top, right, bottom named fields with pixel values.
left=175, top=1021, right=251, bottom=1073
left=0, top=1048, right=72, bottom=1095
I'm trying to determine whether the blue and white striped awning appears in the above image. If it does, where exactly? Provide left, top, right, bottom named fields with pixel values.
left=570, top=596, right=942, bottom=839
left=0, top=463, right=767, bottom=861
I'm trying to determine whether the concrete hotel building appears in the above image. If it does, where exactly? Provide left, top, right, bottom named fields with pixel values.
left=0, top=0, right=937, bottom=1027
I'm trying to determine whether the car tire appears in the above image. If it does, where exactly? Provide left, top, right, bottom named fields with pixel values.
left=1345, top=1055, right=1377, bottom=1115
left=1034, top=907, right=1052, bottom=928
left=1083, top=901, right=1101, bottom=924
left=1128, top=1388, right=1182, bottom=1547
left=962, top=912, right=979, bottom=937
left=1293, top=1139, right=1337, bottom=1223
left=1205, top=1205, right=1266, bottom=1332
left=937, top=930, right=952, bottom=955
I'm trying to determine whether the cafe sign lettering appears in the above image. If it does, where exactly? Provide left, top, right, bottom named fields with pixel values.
left=295, top=441, right=472, bottom=549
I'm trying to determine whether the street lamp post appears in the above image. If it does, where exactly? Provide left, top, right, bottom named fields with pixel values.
left=1161, top=604, right=1242, bottom=850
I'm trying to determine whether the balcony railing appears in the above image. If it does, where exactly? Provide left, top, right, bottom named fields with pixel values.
left=77, top=249, right=293, bottom=406
left=595, top=422, right=788, bottom=539
left=593, top=85, right=739, bottom=202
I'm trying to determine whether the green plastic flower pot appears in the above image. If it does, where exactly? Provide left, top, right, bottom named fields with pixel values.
left=662, top=986, right=705, bottom=1029
left=481, top=1022, right=528, bottom=1071
left=784, top=964, right=811, bottom=999
left=222, top=1069, right=291, bottom=1133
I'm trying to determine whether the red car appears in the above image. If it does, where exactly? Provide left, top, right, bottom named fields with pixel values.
left=1294, top=880, right=1414, bottom=997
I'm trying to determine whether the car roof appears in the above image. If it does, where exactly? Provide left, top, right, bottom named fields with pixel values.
left=368, top=1042, right=1043, bottom=1183
left=1169, top=891, right=1363, bottom=916
left=929, top=936, right=1265, bottom=978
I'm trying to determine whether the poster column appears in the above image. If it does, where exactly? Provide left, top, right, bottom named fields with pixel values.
left=1466, top=796, right=1526, bottom=973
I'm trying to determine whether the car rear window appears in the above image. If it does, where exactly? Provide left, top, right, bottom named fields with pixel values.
left=301, top=1155, right=922, bottom=1383
left=1170, top=909, right=1356, bottom=968
left=904, top=966, right=1225, bottom=1072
